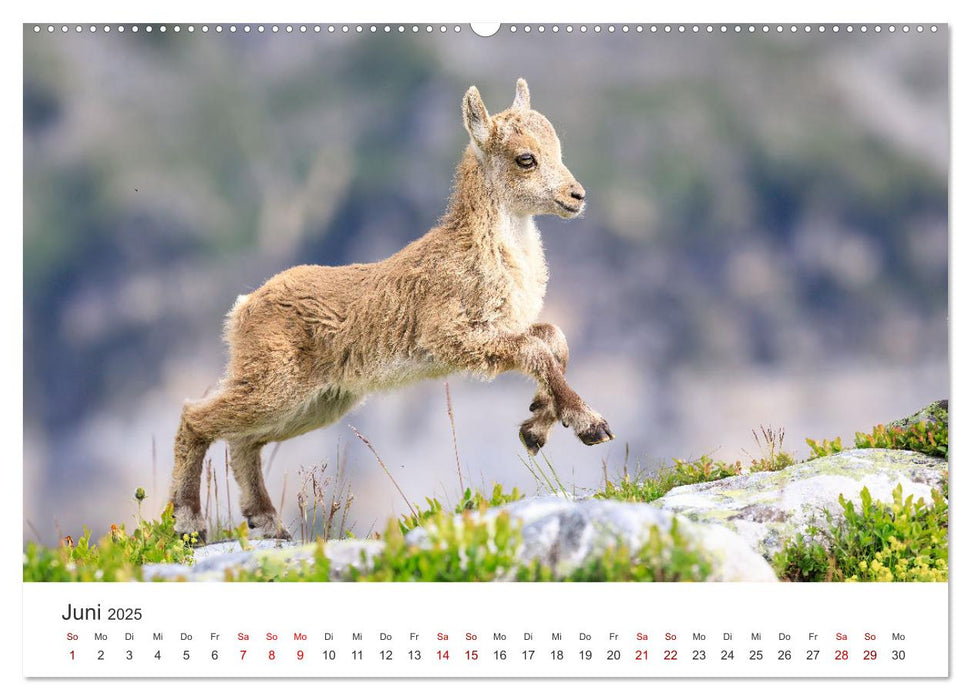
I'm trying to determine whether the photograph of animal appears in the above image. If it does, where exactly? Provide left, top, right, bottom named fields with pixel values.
left=169, top=79, right=614, bottom=540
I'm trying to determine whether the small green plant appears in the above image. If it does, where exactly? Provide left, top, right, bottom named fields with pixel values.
left=774, top=484, right=948, bottom=582
left=597, top=472, right=678, bottom=503
left=521, top=520, right=712, bottom=582
left=225, top=521, right=251, bottom=550
left=747, top=425, right=795, bottom=473
left=457, top=483, right=525, bottom=512
left=399, top=484, right=526, bottom=533
left=672, top=455, right=743, bottom=483
left=359, top=510, right=523, bottom=582
left=23, top=497, right=196, bottom=582
left=806, top=420, right=948, bottom=461
left=854, top=421, right=948, bottom=459
left=806, top=436, right=844, bottom=459
left=772, top=528, right=835, bottom=582
left=398, top=496, right=446, bottom=533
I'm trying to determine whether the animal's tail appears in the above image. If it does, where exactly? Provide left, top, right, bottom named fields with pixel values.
left=222, top=293, right=251, bottom=344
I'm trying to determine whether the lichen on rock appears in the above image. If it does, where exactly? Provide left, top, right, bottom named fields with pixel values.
left=650, top=448, right=946, bottom=557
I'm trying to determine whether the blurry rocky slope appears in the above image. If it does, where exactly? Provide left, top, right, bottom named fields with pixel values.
left=23, top=27, right=947, bottom=544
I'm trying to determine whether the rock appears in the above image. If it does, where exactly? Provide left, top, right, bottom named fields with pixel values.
left=650, top=448, right=946, bottom=557
left=508, top=497, right=777, bottom=582
left=888, top=399, right=948, bottom=430
left=406, top=495, right=776, bottom=581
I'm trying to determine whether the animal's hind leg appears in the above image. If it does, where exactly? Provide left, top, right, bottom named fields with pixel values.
left=519, top=323, right=569, bottom=454
left=170, top=383, right=278, bottom=541
left=228, top=439, right=291, bottom=540
left=170, top=404, right=213, bottom=541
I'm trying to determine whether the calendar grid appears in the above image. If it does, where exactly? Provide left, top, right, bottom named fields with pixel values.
left=23, top=583, right=948, bottom=678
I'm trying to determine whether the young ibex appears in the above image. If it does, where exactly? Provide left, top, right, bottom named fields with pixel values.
left=170, top=79, right=614, bottom=540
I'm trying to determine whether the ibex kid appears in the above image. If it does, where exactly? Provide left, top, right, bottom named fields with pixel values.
left=170, top=79, right=614, bottom=540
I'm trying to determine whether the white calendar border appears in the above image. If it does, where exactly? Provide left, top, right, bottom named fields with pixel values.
left=5, top=0, right=965, bottom=695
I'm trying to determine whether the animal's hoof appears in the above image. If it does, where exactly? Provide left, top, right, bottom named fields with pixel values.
left=247, top=514, right=292, bottom=541
left=519, top=425, right=546, bottom=455
left=578, top=420, right=614, bottom=446
left=268, top=527, right=292, bottom=541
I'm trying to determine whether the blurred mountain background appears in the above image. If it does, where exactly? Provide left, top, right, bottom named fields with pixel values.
left=23, top=25, right=948, bottom=544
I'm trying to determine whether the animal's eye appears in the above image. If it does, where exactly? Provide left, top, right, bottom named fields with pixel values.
left=515, top=153, right=536, bottom=169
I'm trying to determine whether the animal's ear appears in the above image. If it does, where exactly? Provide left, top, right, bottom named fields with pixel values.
left=512, top=78, right=530, bottom=111
left=462, top=86, right=491, bottom=147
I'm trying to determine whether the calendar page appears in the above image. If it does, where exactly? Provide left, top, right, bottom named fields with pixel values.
left=20, top=7, right=953, bottom=687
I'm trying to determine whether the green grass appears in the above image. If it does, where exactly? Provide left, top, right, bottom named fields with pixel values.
left=595, top=455, right=743, bottom=504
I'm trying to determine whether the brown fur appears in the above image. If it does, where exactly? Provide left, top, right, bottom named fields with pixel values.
left=169, top=79, right=613, bottom=540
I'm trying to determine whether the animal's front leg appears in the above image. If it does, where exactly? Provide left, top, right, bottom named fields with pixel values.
left=520, top=323, right=569, bottom=454
left=476, top=330, right=614, bottom=450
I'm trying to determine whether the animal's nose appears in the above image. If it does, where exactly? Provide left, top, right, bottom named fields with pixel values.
left=569, top=184, right=586, bottom=202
